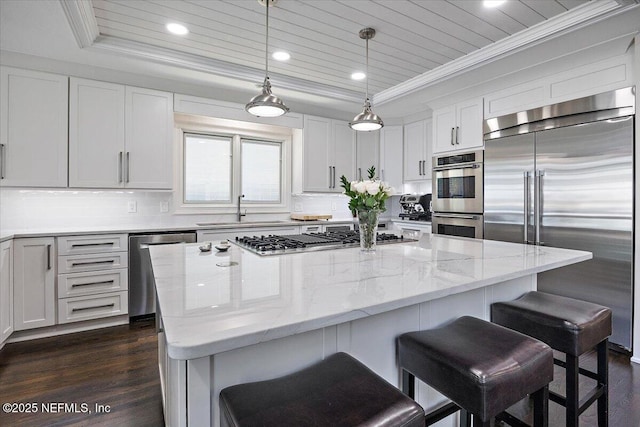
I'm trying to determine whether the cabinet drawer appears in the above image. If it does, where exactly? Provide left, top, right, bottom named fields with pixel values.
left=57, top=291, right=128, bottom=324
left=58, top=252, right=128, bottom=273
left=57, top=234, right=128, bottom=255
left=58, top=269, right=128, bottom=298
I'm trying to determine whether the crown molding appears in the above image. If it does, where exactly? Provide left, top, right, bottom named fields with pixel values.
left=59, top=0, right=99, bottom=48
left=373, top=0, right=627, bottom=106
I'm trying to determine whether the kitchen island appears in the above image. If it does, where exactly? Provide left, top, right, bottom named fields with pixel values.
left=150, top=234, right=591, bottom=427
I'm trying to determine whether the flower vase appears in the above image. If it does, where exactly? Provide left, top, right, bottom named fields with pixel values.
left=357, top=209, right=380, bottom=252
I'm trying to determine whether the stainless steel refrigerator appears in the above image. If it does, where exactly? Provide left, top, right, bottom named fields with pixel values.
left=483, top=87, right=635, bottom=351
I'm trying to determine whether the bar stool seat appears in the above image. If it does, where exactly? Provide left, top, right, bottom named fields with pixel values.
left=492, top=291, right=611, bottom=427
left=398, top=316, right=553, bottom=426
left=219, top=352, right=425, bottom=427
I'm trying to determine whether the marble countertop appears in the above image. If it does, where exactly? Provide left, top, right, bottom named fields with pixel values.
left=150, top=234, right=592, bottom=360
left=0, top=219, right=358, bottom=242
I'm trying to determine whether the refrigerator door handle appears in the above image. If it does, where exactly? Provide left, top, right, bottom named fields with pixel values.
left=524, top=171, right=530, bottom=243
left=535, top=170, right=545, bottom=245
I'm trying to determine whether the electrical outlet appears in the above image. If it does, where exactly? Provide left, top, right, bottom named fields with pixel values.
left=331, top=202, right=337, bottom=211
left=294, top=203, right=303, bottom=212
left=160, top=201, right=169, bottom=213
left=127, top=201, right=137, bottom=213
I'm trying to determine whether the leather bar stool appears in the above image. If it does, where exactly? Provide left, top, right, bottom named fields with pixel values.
left=219, top=352, right=425, bottom=427
left=398, top=316, right=553, bottom=427
left=491, top=291, right=611, bottom=427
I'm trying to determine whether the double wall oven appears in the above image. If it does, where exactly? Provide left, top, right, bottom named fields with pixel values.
left=431, top=150, right=484, bottom=239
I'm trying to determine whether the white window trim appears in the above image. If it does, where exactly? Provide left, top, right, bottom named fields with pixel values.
left=173, top=113, right=292, bottom=215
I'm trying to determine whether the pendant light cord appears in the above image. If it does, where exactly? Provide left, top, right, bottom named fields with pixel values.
left=265, top=1, right=270, bottom=79
left=365, top=36, right=369, bottom=101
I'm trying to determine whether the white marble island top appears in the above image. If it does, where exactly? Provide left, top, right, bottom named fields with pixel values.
left=150, top=235, right=591, bottom=360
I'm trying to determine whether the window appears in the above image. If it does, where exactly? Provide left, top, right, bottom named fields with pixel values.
left=175, top=115, right=291, bottom=214
left=184, top=134, right=232, bottom=203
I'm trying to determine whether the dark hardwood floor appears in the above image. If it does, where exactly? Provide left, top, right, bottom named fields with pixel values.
left=1, top=320, right=639, bottom=426
left=0, top=320, right=164, bottom=427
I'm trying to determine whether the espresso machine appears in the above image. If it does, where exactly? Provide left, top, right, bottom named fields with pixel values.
left=399, top=194, right=432, bottom=221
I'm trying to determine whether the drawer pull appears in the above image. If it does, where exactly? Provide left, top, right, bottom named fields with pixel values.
left=70, top=242, right=114, bottom=248
left=71, top=280, right=115, bottom=288
left=71, top=260, right=115, bottom=267
left=72, top=303, right=115, bottom=312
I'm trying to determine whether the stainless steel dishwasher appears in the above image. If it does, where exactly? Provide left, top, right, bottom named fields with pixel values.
left=129, top=232, right=196, bottom=319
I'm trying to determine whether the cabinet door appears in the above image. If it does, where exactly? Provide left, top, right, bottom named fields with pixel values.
left=125, top=87, right=173, bottom=189
left=69, top=78, right=125, bottom=188
left=0, top=240, right=13, bottom=344
left=355, top=130, right=379, bottom=181
left=403, top=120, right=426, bottom=181
left=0, top=67, right=68, bottom=187
left=332, top=120, right=355, bottom=191
left=303, top=116, right=332, bottom=192
left=379, top=125, right=403, bottom=193
left=432, top=105, right=456, bottom=154
left=456, top=98, right=483, bottom=150
left=13, top=238, right=56, bottom=331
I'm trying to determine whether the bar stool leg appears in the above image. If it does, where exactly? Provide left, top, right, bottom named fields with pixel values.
left=566, top=354, right=580, bottom=427
left=597, top=339, right=609, bottom=427
left=401, top=368, right=415, bottom=399
left=532, top=386, right=549, bottom=427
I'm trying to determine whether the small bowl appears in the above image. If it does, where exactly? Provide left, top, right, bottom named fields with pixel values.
left=199, top=242, right=212, bottom=252
left=215, top=241, right=231, bottom=252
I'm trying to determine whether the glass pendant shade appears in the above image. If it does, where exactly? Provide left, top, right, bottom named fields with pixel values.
left=350, top=99, right=383, bottom=131
left=246, top=0, right=288, bottom=117
left=246, top=77, right=289, bottom=117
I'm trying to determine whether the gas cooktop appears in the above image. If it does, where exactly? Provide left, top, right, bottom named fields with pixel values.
left=232, top=230, right=414, bottom=256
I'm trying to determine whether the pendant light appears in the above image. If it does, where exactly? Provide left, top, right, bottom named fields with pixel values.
left=245, top=0, right=289, bottom=117
left=349, top=28, right=383, bottom=131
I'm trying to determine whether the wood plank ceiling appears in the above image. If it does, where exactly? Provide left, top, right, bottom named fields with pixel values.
left=91, top=0, right=589, bottom=96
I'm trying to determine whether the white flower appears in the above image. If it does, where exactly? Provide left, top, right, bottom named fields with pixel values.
left=365, top=181, right=381, bottom=195
left=352, top=181, right=367, bottom=194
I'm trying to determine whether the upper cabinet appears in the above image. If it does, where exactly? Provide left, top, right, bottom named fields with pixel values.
left=0, top=67, right=68, bottom=187
left=403, top=119, right=432, bottom=181
left=379, top=125, right=403, bottom=193
left=355, top=131, right=379, bottom=181
left=69, top=78, right=173, bottom=189
left=432, top=98, right=483, bottom=154
left=303, top=115, right=355, bottom=192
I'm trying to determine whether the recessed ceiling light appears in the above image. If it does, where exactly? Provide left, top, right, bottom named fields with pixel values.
left=166, top=23, right=189, bottom=35
left=272, top=51, right=291, bottom=61
left=483, top=0, right=506, bottom=7
left=351, top=72, right=366, bottom=81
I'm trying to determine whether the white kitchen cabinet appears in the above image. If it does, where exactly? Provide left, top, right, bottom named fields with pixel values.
left=13, top=238, right=56, bottom=331
left=433, top=98, right=483, bottom=154
left=0, top=240, right=13, bottom=346
left=355, top=131, right=379, bottom=181
left=69, top=78, right=173, bottom=189
left=403, top=119, right=432, bottom=181
left=379, top=125, right=404, bottom=193
left=0, top=67, right=68, bottom=187
left=303, top=115, right=355, bottom=192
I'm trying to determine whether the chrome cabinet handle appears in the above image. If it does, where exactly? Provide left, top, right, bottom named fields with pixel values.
left=455, top=126, right=460, bottom=144
left=333, top=167, right=336, bottom=188
left=118, top=152, right=123, bottom=183
left=72, top=303, right=115, bottom=312
left=125, top=152, right=130, bottom=183
left=450, top=128, right=455, bottom=145
left=0, top=144, right=5, bottom=179
left=71, top=260, right=115, bottom=267
left=47, top=244, right=52, bottom=270
left=524, top=171, right=531, bottom=244
left=381, top=169, right=385, bottom=180
left=71, top=242, right=114, bottom=248
left=535, top=170, right=545, bottom=245
left=358, top=167, right=362, bottom=180
left=329, top=166, right=332, bottom=188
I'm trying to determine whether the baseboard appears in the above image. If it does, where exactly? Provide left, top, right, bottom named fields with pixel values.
left=7, top=315, right=129, bottom=343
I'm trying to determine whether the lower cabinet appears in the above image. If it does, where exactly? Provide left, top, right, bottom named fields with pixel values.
left=57, top=234, right=128, bottom=324
left=13, top=238, right=56, bottom=331
left=1, top=240, right=13, bottom=345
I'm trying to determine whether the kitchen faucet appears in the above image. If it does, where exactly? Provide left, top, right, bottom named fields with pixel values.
left=237, top=194, right=246, bottom=222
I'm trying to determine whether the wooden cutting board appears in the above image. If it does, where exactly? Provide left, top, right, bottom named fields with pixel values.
left=290, top=214, right=333, bottom=221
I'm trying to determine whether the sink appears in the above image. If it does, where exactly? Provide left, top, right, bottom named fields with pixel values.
left=196, top=220, right=290, bottom=226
